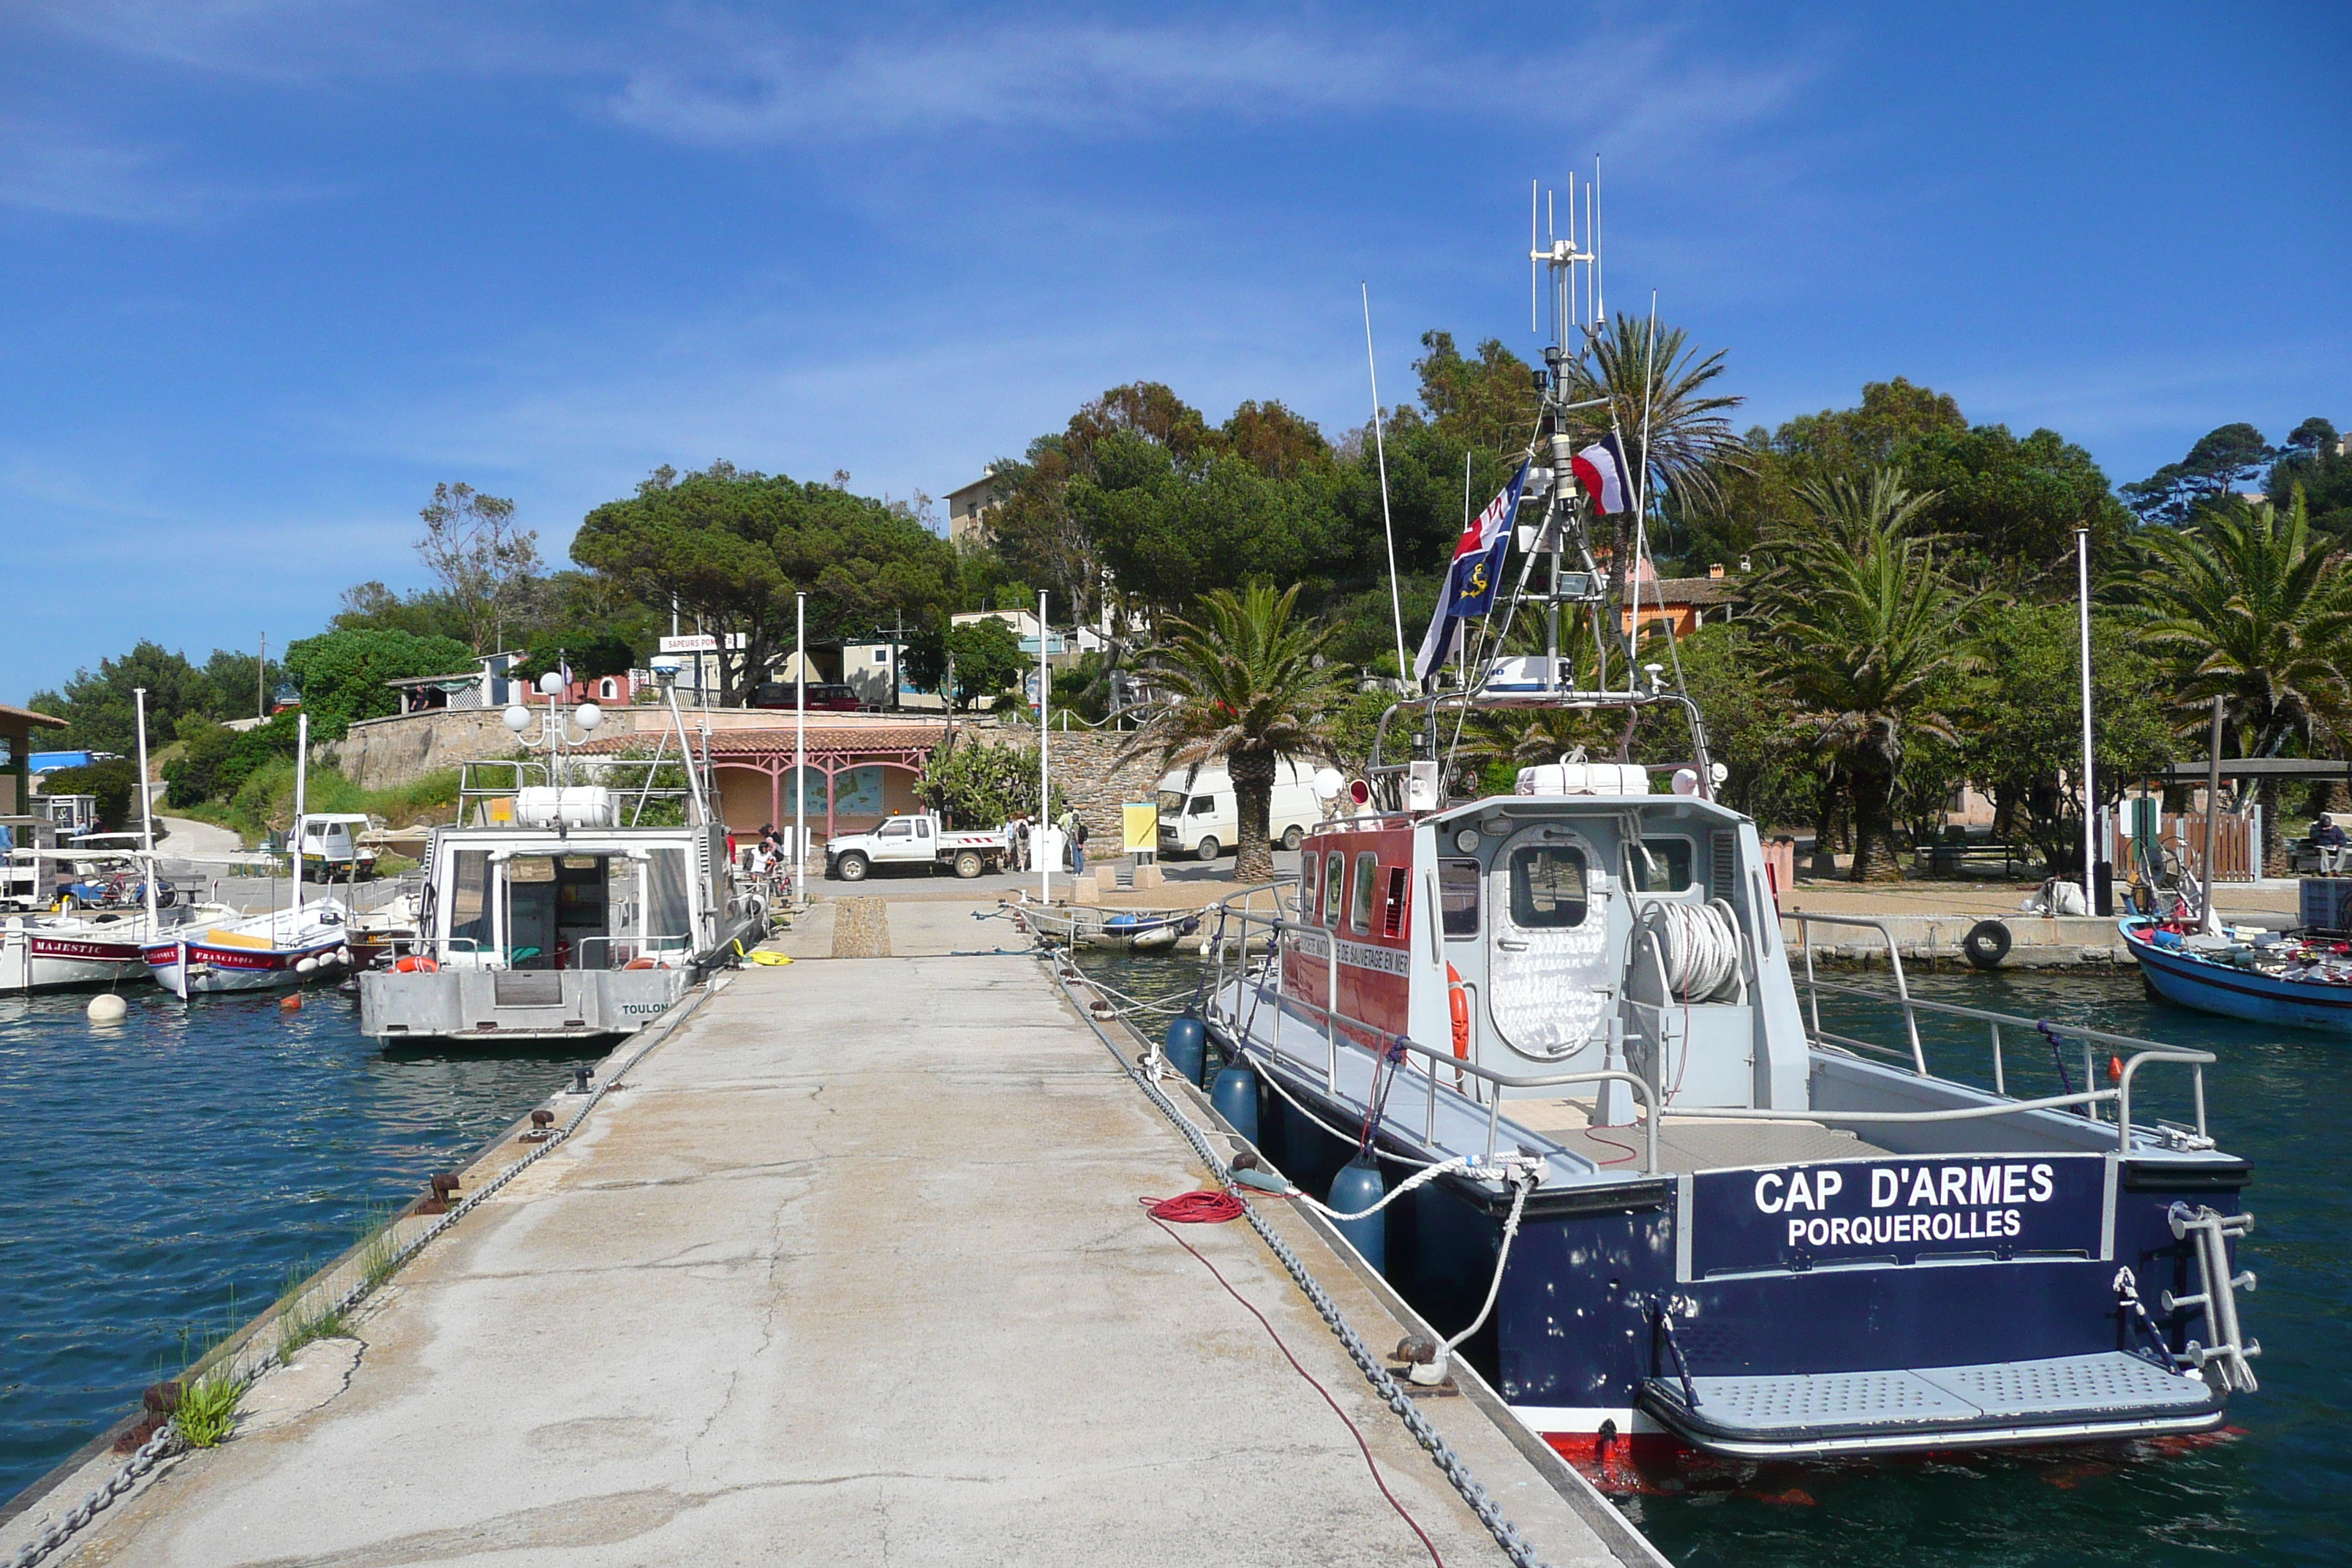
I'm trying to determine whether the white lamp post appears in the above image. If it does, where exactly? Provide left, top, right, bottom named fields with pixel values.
left=2076, top=528, right=2097, bottom=911
left=795, top=592, right=807, bottom=910
left=1039, top=591, right=1050, bottom=908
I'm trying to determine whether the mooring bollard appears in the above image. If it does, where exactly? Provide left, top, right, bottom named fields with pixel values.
left=1164, top=1014, right=1207, bottom=1088
left=1210, top=1062, right=1258, bottom=1145
left=1329, top=1156, right=1387, bottom=1273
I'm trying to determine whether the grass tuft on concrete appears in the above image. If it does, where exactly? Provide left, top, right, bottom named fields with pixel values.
left=174, top=1368, right=244, bottom=1447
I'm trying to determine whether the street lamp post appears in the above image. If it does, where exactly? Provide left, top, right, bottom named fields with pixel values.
left=2076, top=528, right=2097, bottom=911
left=503, top=671, right=605, bottom=794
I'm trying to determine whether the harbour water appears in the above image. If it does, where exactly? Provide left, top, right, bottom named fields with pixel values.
left=1078, top=951, right=2348, bottom=1567
left=0, top=986, right=599, bottom=1504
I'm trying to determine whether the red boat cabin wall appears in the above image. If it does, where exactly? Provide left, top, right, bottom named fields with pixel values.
left=1289, top=820, right=1418, bottom=1044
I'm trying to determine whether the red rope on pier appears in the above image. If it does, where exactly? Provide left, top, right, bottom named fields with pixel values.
left=1145, top=1189, right=1248, bottom=1224
left=1138, top=1196, right=1445, bottom=1567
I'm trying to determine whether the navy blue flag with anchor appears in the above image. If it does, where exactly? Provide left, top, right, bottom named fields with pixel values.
left=1413, top=461, right=1529, bottom=682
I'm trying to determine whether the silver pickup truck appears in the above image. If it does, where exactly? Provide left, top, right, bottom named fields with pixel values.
left=823, top=814, right=1010, bottom=881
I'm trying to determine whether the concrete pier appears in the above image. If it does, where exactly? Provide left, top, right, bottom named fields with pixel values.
left=19, top=917, right=1652, bottom=1566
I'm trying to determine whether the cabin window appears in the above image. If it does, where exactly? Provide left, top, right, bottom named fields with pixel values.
left=1322, top=849, right=1346, bottom=928
left=645, top=848, right=691, bottom=947
left=1351, top=852, right=1379, bottom=933
left=1509, top=845, right=1589, bottom=929
left=1299, top=853, right=1318, bottom=920
left=448, top=849, right=492, bottom=951
left=878, top=819, right=911, bottom=839
left=1628, top=837, right=1696, bottom=892
left=1381, top=866, right=1410, bottom=940
left=1439, top=858, right=1481, bottom=937
left=1189, top=796, right=1215, bottom=815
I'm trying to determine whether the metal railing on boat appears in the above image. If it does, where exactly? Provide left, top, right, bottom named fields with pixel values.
left=1788, top=911, right=2216, bottom=1155
left=1203, top=880, right=1662, bottom=1172
left=1200, top=886, right=2222, bottom=1169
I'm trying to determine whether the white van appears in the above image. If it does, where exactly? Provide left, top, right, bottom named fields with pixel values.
left=295, top=813, right=382, bottom=881
left=1154, top=759, right=1322, bottom=862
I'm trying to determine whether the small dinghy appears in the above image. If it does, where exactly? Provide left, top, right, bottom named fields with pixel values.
left=1016, top=902, right=1199, bottom=953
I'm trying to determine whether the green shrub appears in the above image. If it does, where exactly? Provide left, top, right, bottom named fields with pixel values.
left=282, top=628, right=477, bottom=741
left=916, top=739, right=1063, bottom=828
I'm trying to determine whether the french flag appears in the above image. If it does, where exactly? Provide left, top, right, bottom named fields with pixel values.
left=1570, top=434, right=1629, bottom=515
left=1413, top=461, right=1528, bottom=684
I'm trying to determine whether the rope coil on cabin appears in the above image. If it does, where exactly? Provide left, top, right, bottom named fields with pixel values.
left=1640, top=899, right=1740, bottom=1003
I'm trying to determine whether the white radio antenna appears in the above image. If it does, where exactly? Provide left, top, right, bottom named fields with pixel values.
left=1530, top=179, right=1539, bottom=333
left=1363, top=283, right=1410, bottom=686
left=1583, top=175, right=1594, bottom=328
left=1594, top=155, right=1605, bottom=324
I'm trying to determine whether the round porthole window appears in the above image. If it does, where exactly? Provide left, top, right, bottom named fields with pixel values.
left=1453, top=827, right=1481, bottom=853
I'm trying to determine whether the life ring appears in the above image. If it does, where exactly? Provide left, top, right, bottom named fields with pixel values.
left=622, top=957, right=657, bottom=970
left=1962, top=920, right=2012, bottom=971
left=393, top=954, right=439, bottom=973
left=1447, top=963, right=1471, bottom=1059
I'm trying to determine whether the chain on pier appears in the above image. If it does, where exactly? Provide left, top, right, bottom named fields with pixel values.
left=1058, top=962, right=1556, bottom=1568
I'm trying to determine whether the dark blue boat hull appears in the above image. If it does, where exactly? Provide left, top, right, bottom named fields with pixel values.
left=1244, top=1054, right=2246, bottom=1458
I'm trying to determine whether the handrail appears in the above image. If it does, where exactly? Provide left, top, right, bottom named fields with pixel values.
left=1788, top=911, right=1926, bottom=1073
left=1797, top=976, right=2217, bottom=1153
left=1204, top=881, right=2223, bottom=1167
left=1202, top=880, right=1664, bottom=1171
left=574, top=932, right=693, bottom=970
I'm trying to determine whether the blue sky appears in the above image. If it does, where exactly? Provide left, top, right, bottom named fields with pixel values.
left=4, top=1, right=2345, bottom=703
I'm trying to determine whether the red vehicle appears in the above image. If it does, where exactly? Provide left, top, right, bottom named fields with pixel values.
left=753, top=682, right=867, bottom=712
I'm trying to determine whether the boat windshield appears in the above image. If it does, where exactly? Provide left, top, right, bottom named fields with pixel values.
left=645, top=847, right=691, bottom=947
left=448, top=850, right=492, bottom=950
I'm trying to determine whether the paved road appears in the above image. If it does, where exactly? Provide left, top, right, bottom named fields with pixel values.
left=29, top=957, right=1646, bottom=1567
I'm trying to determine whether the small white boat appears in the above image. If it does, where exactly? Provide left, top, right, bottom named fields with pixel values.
left=141, top=900, right=353, bottom=998
left=140, top=709, right=351, bottom=999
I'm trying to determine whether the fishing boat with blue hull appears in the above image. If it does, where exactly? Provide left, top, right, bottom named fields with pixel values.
left=2121, top=914, right=2352, bottom=1033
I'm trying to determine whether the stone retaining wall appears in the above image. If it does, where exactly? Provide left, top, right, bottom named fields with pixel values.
left=954, top=726, right=1171, bottom=849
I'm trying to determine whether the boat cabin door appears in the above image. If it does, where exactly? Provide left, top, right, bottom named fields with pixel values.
left=1486, top=822, right=1614, bottom=1068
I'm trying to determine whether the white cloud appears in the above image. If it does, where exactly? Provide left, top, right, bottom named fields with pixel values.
left=0, top=121, right=258, bottom=222
left=603, top=13, right=1814, bottom=151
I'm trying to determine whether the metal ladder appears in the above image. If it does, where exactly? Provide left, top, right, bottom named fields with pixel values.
left=2162, top=1202, right=2261, bottom=1392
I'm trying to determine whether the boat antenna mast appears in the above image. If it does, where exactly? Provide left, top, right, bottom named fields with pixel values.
left=1528, top=168, right=1613, bottom=698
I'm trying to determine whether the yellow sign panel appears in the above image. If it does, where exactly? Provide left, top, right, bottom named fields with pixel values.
left=1122, top=802, right=1158, bottom=855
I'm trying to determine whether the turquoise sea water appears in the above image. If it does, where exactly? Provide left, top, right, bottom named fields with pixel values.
left=0, top=986, right=598, bottom=1504
left=1080, top=953, right=2344, bottom=1567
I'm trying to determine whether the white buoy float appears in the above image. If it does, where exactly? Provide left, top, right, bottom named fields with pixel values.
left=87, top=993, right=127, bottom=1023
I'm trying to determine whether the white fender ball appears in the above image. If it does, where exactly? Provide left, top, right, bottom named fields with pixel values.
left=87, top=993, right=127, bottom=1023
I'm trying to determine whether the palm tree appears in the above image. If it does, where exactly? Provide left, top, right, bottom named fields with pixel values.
left=1118, top=583, right=1352, bottom=882
left=1757, top=469, right=1971, bottom=881
left=2125, top=489, right=2352, bottom=872
left=1563, top=313, right=1747, bottom=515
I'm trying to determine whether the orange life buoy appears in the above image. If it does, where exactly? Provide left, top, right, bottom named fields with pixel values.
left=393, top=954, right=439, bottom=973
left=622, top=957, right=657, bottom=970
left=1447, top=963, right=1471, bottom=1060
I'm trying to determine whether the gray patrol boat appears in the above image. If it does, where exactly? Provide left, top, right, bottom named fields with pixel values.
left=358, top=667, right=766, bottom=1044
